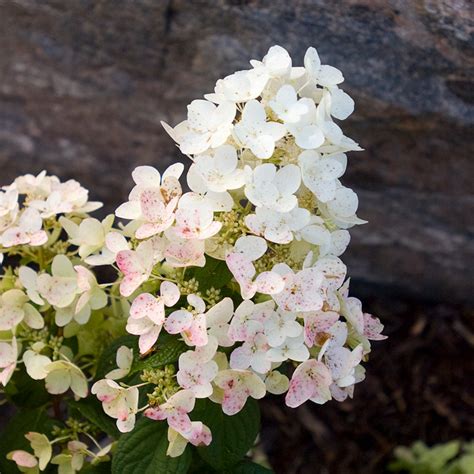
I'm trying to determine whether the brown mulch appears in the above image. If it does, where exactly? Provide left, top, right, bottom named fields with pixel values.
left=261, top=297, right=474, bottom=473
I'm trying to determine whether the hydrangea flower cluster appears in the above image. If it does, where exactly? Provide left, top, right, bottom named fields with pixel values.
left=0, top=45, right=386, bottom=473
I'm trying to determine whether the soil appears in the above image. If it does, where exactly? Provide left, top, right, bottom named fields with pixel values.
left=260, top=296, right=474, bottom=473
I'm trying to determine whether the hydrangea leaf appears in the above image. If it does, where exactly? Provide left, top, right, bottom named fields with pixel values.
left=69, top=397, right=120, bottom=438
left=130, top=333, right=187, bottom=375
left=192, top=256, right=233, bottom=291
left=192, top=398, right=260, bottom=470
left=0, top=408, right=56, bottom=474
left=112, top=417, right=191, bottom=474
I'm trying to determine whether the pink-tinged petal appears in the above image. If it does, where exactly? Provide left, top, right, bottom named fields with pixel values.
left=0, top=228, right=29, bottom=247
left=330, top=383, right=352, bottom=402
left=222, top=385, right=248, bottom=416
left=140, top=189, right=166, bottom=223
left=285, top=359, right=332, bottom=408
left=130, top=293, right=165, bottom=325
left=165, top=310, right=193, bottom=334
left=167, top=411, right=192, bottom=435
left=8, top=450, right=38, bottom=468
left=363, top=313, right=387, bottom=340
left=226, top=253, right=255, bottom=284
left=116, top=250, right=141, bottom=275
left=0, top=306, right=24, bottom=331
left=144, top=407, right=167, bottom=421
left=120, top=274, right=145, bottom=297
left=285, top=370, right=315, bottom=407
left=214, top=370, right=253, bottom=415
left=173, top=208, right=201, bottom=239
left=136, top=222, right=169, bottom=240
left=254, top=271, right=284, bottom=295
left=186, top=314, right=208, bottom=347
left=304, top=311, right=339, bottom=347
left=186, top=422, right=212, bottom=447
left=165, top=239, right=206, bottom=268
left=29, top=230, right=48, bottom=246
left=160, top=281, right=180, bottom=307
left=74, top=265, right=93, bottom=292
left=138, top=326, right=162, bottom=354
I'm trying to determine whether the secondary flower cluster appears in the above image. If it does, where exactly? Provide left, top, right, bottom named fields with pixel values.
left=0, top=45, right=386, bottom=470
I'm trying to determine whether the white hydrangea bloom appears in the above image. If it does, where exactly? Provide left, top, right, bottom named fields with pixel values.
left=319, top=186, right=367, bottom=228
left=0, top=289, right=43, bottom=331
left=245, top=163, right=300, bottom=212
left=190, top=145, right=245, bottom=193
left=115, top=165, right=183, bottom=240
left=303, top=47, right=344, bottom=87
left=298, top=150, right=345, bottom=202
left=0, top=208, right=47, bottom=248
left=92, top=379, right=139, bottom=432
left=250, top=45, right=292, bottom=80
left=60, top=214, right=115, bottom=260
left=0, top=43, right=384, bottom=443
left=205, top=69, right=268, bottom=104
left=162, top=100, right=236, bottom=155
left=233, top=100, right=286, bottom=159
left=28, top=179, right=101, bottom=217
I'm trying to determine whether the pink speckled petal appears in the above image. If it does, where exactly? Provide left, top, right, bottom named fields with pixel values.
left=167, top=410, right=192, bottom=435
left=186, top=422, right=212, bottom=447
left=363, top=313, right=387, bottom=340
left=186, top=313, right=208, bottom=347
left=140, top=189, right=166, bottom=223
left=222, top=384, right=248, bottom=416
left=286, top=359, right=332, bottom=408
left=120, top=274, right=145, bottom=297
left=165, top=310, right=193, bottom=334
left=116, top=250, right=141, bottom=275
left=131, top=293, right=165, bottom=325
left=144, top=406, right=167, bottom=421
left=226, top=253, right=255, bottom=286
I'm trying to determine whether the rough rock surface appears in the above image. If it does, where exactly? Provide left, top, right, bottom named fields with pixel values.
left=0, top=0, right=473, bottom=303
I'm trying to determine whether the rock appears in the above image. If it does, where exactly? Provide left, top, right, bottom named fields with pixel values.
left=0, top=0, right=472, bottom=303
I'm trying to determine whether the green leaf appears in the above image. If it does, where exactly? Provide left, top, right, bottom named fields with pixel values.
left=81, top=461, right=112, bottom=473
left=4, top=366, right=50, bottom=408
left=112, top=417, right=191, bottom=474
left=193, top=399, right=261, bottom=470
left=0, top=408, right=57, bottom=474
left=69, top=397, right=120, bottom=439
left=193, top=256, right=233, bottom=291
left=227, top=461, right=274, bottom=473
left=130, top=333, right=187, bottom=375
